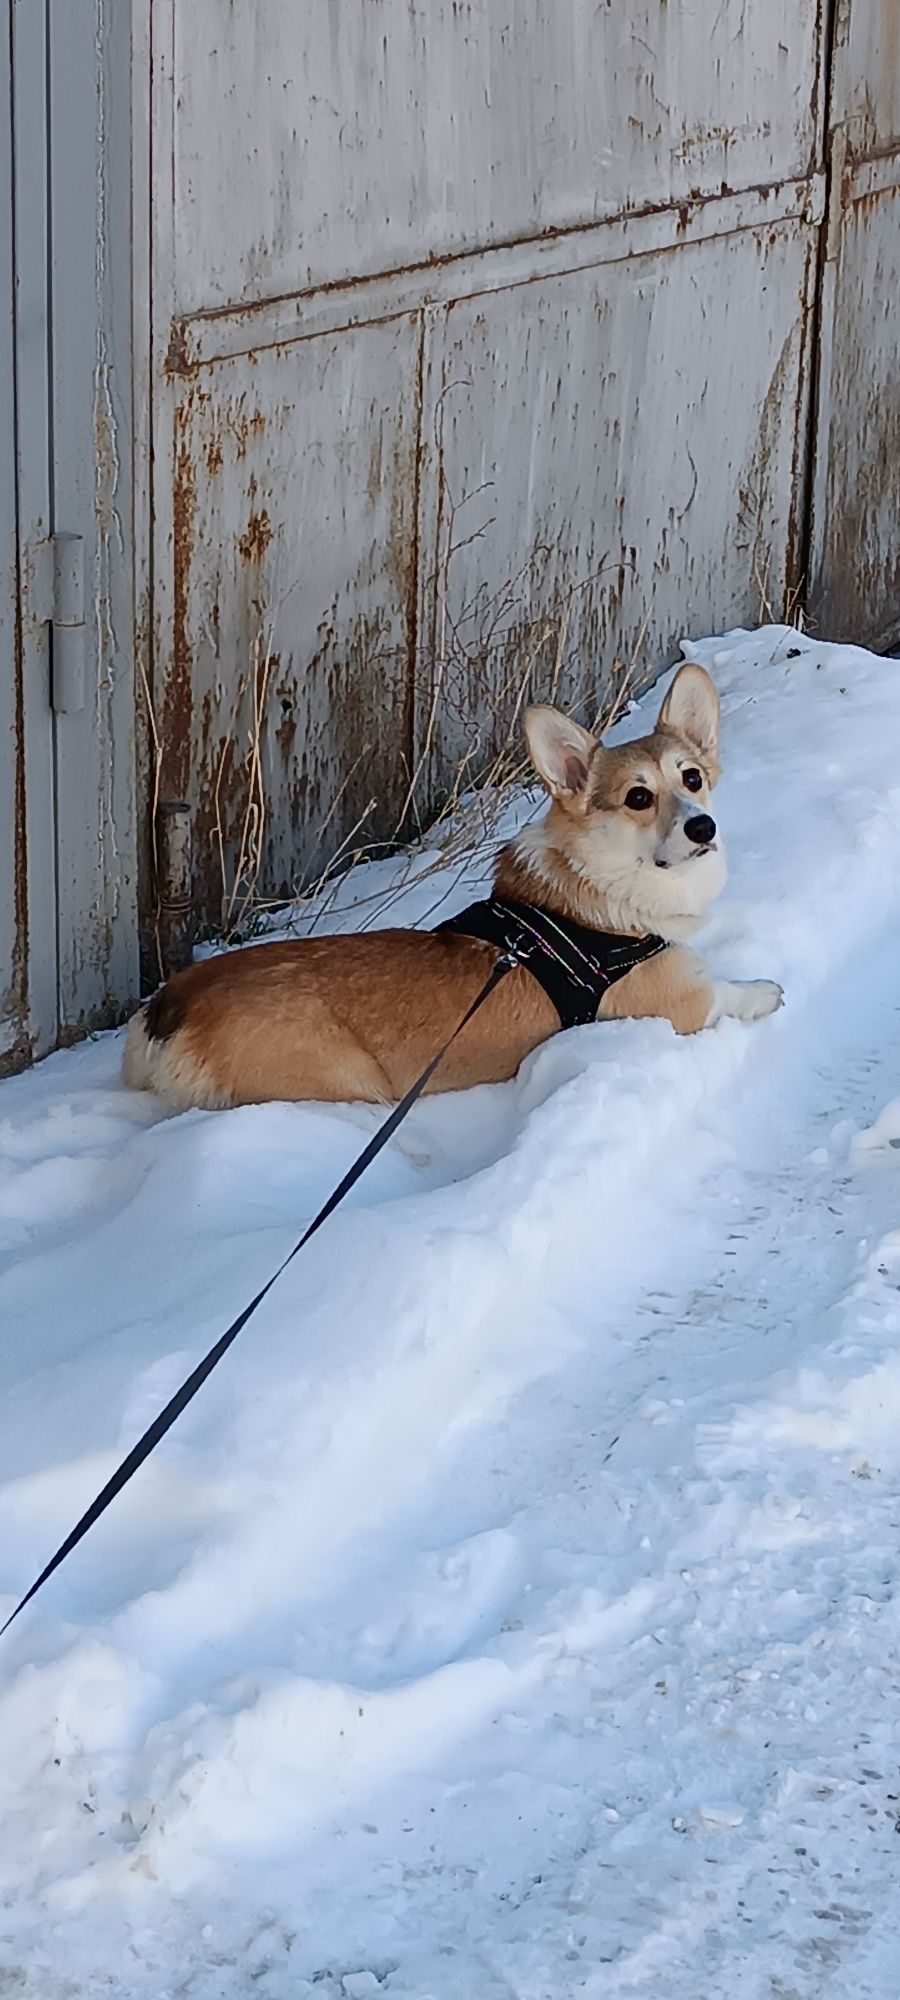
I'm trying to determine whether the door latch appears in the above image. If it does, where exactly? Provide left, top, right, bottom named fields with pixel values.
left=31, top=533, right=86, bottom=714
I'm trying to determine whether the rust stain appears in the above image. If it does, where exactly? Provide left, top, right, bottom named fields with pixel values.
left=162, top=398, right=198, bottom=800
left=852, top=180, right=899, bottom=214
left=199, top=687, right=215, bottom=751
left=198, top=397, right=269, bottom=474
left=238, top=508, right=274, bottom=563
left=735, top=322, right=798, bottom=616
left=398, top=315, right=425, bottom=803
left=164, top=320, right=197, bottom=381
left=177, top=178, right=795, bottom=354
left=275, top=667, right=297, bottom=758
left=133, top=592, right=164, bottom=993
left=784, top=232, right=820, bottom=606
left=232, top=407, right=267, bottom=460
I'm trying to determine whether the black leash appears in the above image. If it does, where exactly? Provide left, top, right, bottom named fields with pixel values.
left=1, top=950, right=517, bottom=1637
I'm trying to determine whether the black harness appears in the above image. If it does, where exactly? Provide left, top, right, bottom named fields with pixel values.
left=438, top=896, right=668, bottom=1030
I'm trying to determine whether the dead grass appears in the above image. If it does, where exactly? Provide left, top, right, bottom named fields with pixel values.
left=136, top=654, right=164, bottom=982
left=754, top=553, right=806, bottom=634
left=216, top=584, right=649, bottom=948
left=199, top=397, right=650, bottom=944
left=204, top=404, right=657, bottom=944
left=214, top=624, right=277, bottom=942
left=137, top=499, right=809, bottom=975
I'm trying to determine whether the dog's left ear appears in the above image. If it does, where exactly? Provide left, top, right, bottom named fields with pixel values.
left=657, top=663, right=719, bottom=763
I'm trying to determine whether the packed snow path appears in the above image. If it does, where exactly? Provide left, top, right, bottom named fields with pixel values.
left=3, top=628, right=900, bottom=1998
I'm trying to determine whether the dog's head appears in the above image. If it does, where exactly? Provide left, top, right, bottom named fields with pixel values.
left=522, top=663, right=726, bottom=931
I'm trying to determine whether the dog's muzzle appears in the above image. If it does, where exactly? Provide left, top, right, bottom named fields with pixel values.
left=652, top=812, right=716, bottom=868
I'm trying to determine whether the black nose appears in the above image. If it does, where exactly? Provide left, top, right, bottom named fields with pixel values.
left=684, top=812, right=716, bottom=846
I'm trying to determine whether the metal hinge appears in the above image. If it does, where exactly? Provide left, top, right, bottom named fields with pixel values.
left=31, top=533, right=86, bottom=714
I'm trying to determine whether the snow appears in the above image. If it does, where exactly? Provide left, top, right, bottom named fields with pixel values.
left=3, top=624, right=900, bottom=1996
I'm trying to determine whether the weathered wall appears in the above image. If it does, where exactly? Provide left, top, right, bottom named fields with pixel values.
left=146, top=0, right=837, bottom=958
left=4, top=2, right=900, bottom=1054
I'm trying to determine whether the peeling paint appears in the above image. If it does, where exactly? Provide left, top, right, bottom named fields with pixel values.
left=164, top=400, right=199, bottom=804
left=238, top=508, right=273, bottom=563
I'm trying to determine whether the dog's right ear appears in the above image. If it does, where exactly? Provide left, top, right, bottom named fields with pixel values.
left=524, top=705, right=596, bottom=799
left=657, top=662, right=719, bottom=763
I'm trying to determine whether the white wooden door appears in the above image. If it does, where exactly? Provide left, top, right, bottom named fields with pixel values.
left=0, top=0, right=18, bottom=1063
left=1, top=0, right=56, bottom=1068
left=1, top=0, right=138, bottom=1070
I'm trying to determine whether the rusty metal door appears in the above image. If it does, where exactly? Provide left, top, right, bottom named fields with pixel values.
left=145, top=0, right=830, bottom=961
left=808, top=0, right=900, bottom=648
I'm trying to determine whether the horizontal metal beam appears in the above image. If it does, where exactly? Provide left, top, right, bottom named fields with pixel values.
left=845, top=146, right=900, bottom=206
left=171, top=173, right=826, bottom=372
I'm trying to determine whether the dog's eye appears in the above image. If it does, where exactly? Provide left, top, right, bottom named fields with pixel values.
left=625, top=785, right=654, bottom=811
left=683, top=767, right=703, bottom=792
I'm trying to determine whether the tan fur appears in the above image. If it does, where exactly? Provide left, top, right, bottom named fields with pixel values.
left=599, top=946, right=714, bottom=1035
left=124, top=664, right=782, bottom=1111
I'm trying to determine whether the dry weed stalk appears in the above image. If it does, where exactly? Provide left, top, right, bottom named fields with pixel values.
left=213, top=451, right=648, bottom=947
left=216, top=624, right=277, bottom=942
left=753, top=555, right=807, bottom=635
left=277, top=598, right=648, bottom=945
left=136, top=653, right=164, bottom=981
left=222, top=586, right=647, bottom=944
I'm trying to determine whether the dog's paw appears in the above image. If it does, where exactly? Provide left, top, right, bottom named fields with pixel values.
left=735, top=978, right=784, bottom=1023
left=708, top=977, right=784, bottom=1027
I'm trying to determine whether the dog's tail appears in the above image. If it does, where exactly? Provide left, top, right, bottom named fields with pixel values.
left=122, top=989, right=221, bottom=1110
left=122, top=1007, right=155, bottom=1092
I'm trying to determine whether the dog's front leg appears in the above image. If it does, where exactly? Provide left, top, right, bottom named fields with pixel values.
left=600, top=946, right=783, bottom=1035
left=704, top=976, right=784, bottom=1026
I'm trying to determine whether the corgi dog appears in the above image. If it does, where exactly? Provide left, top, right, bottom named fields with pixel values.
left=123, top=663, right=782, bottom=1111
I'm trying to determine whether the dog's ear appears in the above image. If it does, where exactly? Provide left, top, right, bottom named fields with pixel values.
left=657, top=663, right=719, bottom=763
left=524, top=705, right=596, bottom=799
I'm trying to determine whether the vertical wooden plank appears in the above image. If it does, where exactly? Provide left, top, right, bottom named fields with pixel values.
left=808, top=0, right=900, bottom=647
left=11, top=0, right=56, bottom=1054
left=141, top=0, right=178, bottom=986
left=48, top=0, right=138, bottom=1030
left=130, top=0, right=157, bottom=989
left=0, top=0, right=24, bottom=1062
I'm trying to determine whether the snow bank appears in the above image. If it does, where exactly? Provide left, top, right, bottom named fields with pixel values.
left=2, top=625, right=900, bottom=1995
